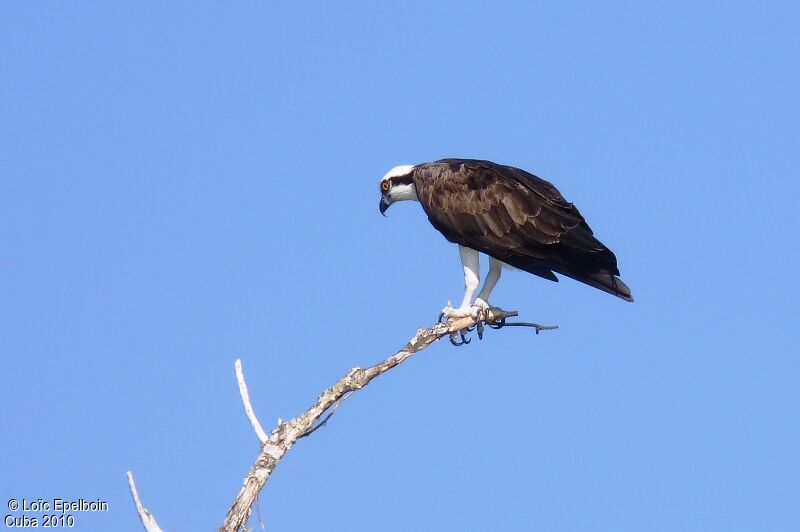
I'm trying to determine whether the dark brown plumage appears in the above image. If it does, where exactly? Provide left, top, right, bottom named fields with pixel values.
left=412, top=159, right=633, bottom=301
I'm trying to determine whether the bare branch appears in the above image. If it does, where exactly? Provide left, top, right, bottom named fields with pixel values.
left=299, top=391, right=352, bottom=438
left=127, top=471, right=164, bottom=532
left=219, top=307, right=546, bottom=531
left=235, top=359, right=268, bottom=444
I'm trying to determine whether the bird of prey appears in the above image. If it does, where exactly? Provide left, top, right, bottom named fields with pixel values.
left=378, top=159, right=632, bottom=319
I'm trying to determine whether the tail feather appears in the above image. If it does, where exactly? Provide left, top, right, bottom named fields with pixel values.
left=574, top=270, right=633, bottom=302
left=485, top=251, right=634, bottom=302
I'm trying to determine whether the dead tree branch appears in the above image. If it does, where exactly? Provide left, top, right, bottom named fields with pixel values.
left=219, top=307, right=551, bottom=531
left=236, top=359, right=268, bottom=444
left=127, top=472, right=163, bottom=532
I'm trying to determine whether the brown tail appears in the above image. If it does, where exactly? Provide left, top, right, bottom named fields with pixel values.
left=582, top=271, right=633, bottom=302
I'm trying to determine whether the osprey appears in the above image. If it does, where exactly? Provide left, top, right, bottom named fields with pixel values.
left=379, top=159, right=633, bottom=319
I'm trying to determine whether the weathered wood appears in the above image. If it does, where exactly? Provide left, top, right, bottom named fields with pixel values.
left=128, top=308, right=549, bottom=532
left=126, top=472, right=163, bottom=532
left=218, top=308, right=519, bottom=532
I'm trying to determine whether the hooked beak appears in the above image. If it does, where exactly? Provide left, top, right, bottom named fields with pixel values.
left=379, top=195, right=391, bottom=216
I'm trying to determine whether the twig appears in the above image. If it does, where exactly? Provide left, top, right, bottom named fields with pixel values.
left=126, top=472, right=163, bottom=532
left=236, top=359, right=268, bottom=444
left=512, top=322, right=559, bottom=334
left=487, top=320, right=559, bottom=334
left=219, top=307, right=550, bottom=531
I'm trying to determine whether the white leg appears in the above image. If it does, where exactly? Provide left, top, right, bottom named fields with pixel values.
left=442, top=246, right=482, bottom=318
left=475, top=257, right=502, bottom=309
left=458, top=245, right=480, bottom=310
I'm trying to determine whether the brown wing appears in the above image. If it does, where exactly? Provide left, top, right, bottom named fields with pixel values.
left=413, top=159, right=632, bottom=301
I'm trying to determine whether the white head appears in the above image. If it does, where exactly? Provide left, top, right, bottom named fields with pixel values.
left=379, top=165, right=418, bottom=215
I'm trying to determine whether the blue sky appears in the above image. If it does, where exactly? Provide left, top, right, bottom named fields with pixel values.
left=2, top=2, right=798, bottom=531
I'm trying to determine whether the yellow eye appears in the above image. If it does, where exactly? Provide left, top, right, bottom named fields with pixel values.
left=380, top=181, right=390, bottom=192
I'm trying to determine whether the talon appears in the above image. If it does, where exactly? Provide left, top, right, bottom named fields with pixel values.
left=439, top=301, right=458, bottom=322
left=449, top=333, right=465, bottom=346
left=449, top=329, right=472, bottom=346
left=477, top=320, right=484, bottom=339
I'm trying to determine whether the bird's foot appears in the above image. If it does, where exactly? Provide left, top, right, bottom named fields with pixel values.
left=471, top=299, right=491, bottom=340
left=439, top=303, right=472, bottom=320
left=439, top=300, right=490, bottom=322
left=473, top=298, right=490, bottom=316
left=438, top=299, right=494, bottom=345
left=438, top=301, right=454, bottom=322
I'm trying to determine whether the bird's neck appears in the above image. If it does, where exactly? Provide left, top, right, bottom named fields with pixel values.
left=392, top=183, right=418, bottom=202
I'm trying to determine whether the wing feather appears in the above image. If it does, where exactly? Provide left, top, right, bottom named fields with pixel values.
left=413, top=159, right=631, bottom=300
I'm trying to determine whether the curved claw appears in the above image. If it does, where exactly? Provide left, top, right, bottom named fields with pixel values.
left=449, top=330, right=472, bottom=346
left=476, top=320, right=484, bottom=340
left=438, top=311, right=447, bottom=323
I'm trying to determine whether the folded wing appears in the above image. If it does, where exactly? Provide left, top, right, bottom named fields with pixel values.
left=413, top=159, right=633, bottom=301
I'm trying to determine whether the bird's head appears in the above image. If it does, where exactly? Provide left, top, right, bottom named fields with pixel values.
left=379, top=165, right=418, bottom=215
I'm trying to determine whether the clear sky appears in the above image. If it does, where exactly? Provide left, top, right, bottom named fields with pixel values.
left=2, top=2, right=798, bottom=531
